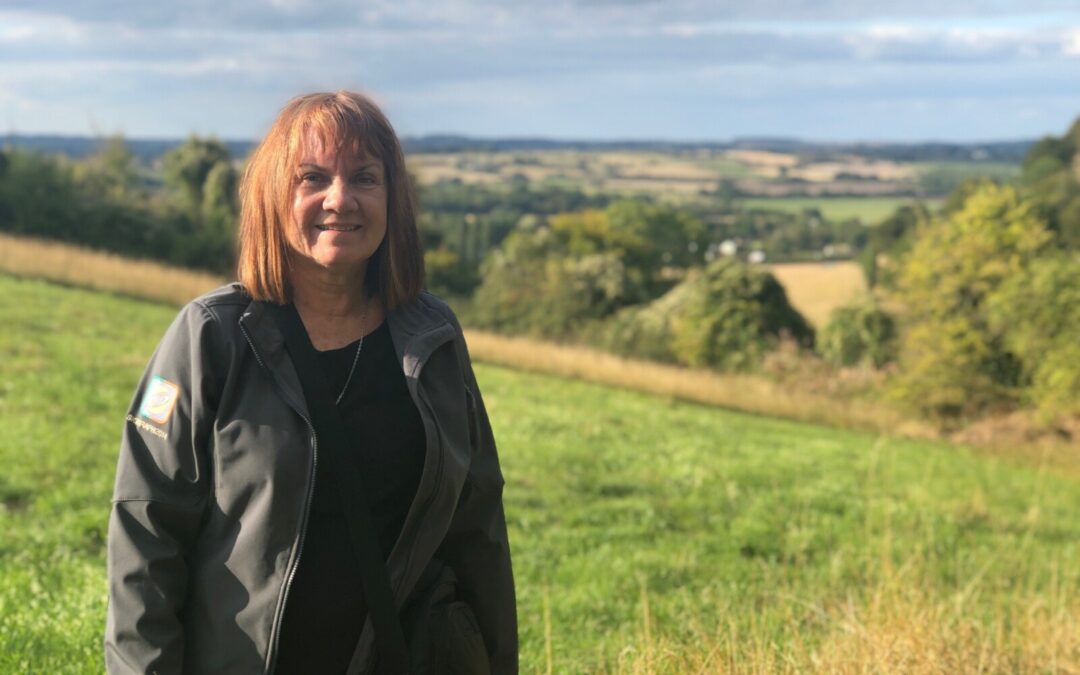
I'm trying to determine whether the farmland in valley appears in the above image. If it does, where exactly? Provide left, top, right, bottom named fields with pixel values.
left=409, top=147, right=1007, bottom=202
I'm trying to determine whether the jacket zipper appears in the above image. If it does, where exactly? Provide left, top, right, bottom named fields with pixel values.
left=390, top=345, right=451, bottom=602
left=245, top=316, right=456, bottom=674
left=239, top=322, right=319, bottom=675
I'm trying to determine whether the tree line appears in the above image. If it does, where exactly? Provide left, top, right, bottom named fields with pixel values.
left=1, top=121, right=1077, bottom=425
left=0, top=135, right=238, bottom=273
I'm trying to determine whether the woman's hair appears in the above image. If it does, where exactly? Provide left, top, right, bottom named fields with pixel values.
left=237, top=91, right=424, bottom=308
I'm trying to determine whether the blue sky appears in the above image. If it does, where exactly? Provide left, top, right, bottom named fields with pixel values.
left=2, top=1, right=1079, bottom=142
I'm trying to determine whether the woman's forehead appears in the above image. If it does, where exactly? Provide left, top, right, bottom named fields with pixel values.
left=296, top=129, right=381, bottom=163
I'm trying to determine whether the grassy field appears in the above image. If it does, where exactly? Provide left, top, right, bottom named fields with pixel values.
left=2, top=274, right=1079, bottom=672
left=738, top=197, right=937, bottom=224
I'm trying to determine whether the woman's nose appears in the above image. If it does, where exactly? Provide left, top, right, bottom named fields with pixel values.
left=323, top=178, right=358, bottom=212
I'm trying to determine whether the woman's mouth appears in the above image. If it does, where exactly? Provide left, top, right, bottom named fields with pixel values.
left=316, top=224, right=361, bottom=232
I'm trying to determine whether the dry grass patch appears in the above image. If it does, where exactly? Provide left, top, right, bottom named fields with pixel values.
left=724, top=149, right=800, bottom=170
left=604, top=575, right=1080, bottom=674
left=464, top=329, right=926, bottom=438
left=0, top=233, right=225, bottom=306
left=767, top=261, right=868, bottom=328
left=788, top=159, right=915, bottom=183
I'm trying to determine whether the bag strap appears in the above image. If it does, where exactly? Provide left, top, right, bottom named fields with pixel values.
left=269, top=302, right=411, bottom=674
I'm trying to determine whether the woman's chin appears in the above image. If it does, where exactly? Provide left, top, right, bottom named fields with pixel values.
left=317, top=255, right=370, bottom=273
left=291, top=248, right=370, bottom=276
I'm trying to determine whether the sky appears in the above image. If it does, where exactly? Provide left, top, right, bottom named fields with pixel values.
left=2, top=1, right=1080, bottom=143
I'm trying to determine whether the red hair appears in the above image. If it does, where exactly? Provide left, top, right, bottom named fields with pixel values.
left=237, top=91, right=424, bottom=307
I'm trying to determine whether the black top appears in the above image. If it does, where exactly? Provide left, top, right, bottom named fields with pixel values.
left=274, top=321, right=426, bottom=674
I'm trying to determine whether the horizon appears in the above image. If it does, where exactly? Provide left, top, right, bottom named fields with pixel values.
left=0, top=130, right=1047, bottom=147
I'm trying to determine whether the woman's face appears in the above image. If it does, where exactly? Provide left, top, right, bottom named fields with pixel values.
left=288, top=135, right=388, bottom=275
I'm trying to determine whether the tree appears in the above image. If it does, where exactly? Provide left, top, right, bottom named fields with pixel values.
left=986, top=253, right=1080, bottom=421
left=161, top=136, right=232, bottom=218
left=862, top=202, right=930, bottom=288
left=668, top=259, right=813, bottom=370
left=890, top=182, right=1052, bottom=420
left=76, top=135, right=144, bottom=203
left=1018, top=117, right=1080, bottom=251
left=158, top=137, right=238, bottom=272
left=470, top=225, right=643, bottom=338
left=549, top=200, right=706, bottom=298
left=0, top=150, right=83, bottom=240
left=605, top=200, right=705, bottom=285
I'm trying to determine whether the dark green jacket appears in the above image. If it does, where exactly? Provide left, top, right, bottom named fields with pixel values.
left=105, top=284, right=517, bottom=673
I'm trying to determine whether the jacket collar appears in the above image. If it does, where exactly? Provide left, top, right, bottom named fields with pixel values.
left=386, top=293, right=457, bottom=381
left=238, top=292, right=456, bottom=387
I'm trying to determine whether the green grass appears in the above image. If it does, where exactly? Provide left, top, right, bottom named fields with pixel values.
left=910, top=161, right=1021, bottom=197
left=737, top=197, right=941, bottom=223
left=691, top=156, right=755, bottom=179
left=2, top=274, right=1079, bottom=672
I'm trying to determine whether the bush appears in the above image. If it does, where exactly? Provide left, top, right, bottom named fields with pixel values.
left=819, top=299, right=898, bottom=368
left=469, top=228, right=645, bottom=338
left=591, top=287, right=683, bottom=364
left=595, top=259, right=813, bottom=371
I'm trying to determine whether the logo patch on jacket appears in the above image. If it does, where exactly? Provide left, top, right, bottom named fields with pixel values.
left=139, top=376, right=180, bottom=425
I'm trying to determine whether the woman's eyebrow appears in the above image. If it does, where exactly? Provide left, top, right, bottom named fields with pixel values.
left=297, top=162, right=382, bottom=172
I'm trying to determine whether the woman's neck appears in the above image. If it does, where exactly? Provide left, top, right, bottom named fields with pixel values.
left=287, top=261, right=383, bottom=350
left=291, top=267, right=367, bottom=317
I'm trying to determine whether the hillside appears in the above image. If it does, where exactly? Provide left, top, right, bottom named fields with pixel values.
left=2, top=274, right=1078, bottom=672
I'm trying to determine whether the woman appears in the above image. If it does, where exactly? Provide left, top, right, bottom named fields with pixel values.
left=105, top=91, right=517, bottom=674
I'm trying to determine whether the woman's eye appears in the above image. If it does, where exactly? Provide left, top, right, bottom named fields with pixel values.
left=354, top=173, right=378, bottom=185
left=300, top=173, right=326, bottom=184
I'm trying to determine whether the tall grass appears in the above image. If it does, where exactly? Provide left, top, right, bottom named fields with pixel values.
left=0, top=232, right=224, bottom=305
left=464, top=330, right=929, bottom=439
left=609, top=574, right=1080, bottom=674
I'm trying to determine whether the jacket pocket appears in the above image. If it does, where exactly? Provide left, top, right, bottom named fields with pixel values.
left=405, top=563, right=491, bottom=675
left=428, top=600, right=489, bottom=675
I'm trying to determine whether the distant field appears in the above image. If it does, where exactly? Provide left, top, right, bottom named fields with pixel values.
left=408, top=149, right=1014, bottom=206
left=2, top=275, right=1079, bottom=673
left=741, top=197, right=939, bottom=223
left=768, top=260, right=868, bottom=327
left=911, top=160, right=1021, bottom=194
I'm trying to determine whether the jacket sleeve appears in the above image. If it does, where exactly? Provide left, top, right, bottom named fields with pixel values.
left=104, top=301, right=222, bottom=674
left=438, top=315, right=518, bottom=675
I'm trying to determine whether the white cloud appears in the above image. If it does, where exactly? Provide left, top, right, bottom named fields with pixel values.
left=1062, top=27, right=1080, bottom=55
left=1, top=0, right=1079, bottom=139
left=0, top=10, right=85, bottom=43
